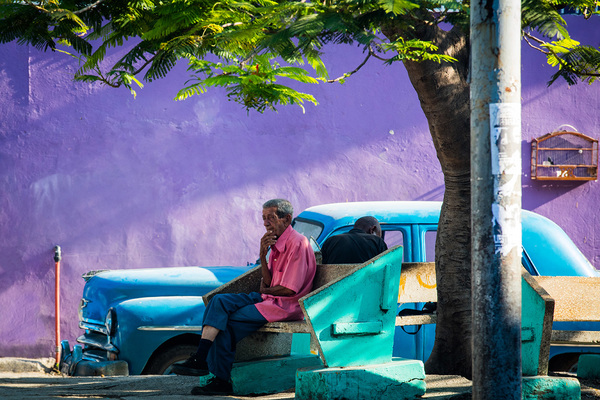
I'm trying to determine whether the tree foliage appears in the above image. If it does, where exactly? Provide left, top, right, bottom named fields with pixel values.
left=2, top=0, right=597, bottom=109
left=1, top=0, right=460, bottom=108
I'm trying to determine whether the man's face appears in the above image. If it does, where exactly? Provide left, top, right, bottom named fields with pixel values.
left=262, top=207, right=290, bottom=238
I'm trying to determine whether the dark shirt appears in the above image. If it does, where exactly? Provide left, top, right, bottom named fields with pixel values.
left=321, top=228, right=388, bottom=264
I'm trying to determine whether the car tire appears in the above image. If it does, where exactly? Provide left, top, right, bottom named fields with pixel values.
left=143, top=344, right=199, bottom=375
left=549, top=353, right=580, bottom=373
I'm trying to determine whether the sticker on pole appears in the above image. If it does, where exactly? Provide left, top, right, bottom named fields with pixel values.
left=489, top=103, right=522, bottom=257
left=489, top=103, right=521, bottom=176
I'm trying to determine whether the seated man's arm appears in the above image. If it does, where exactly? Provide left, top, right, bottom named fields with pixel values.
left=260, top=231, right=275, bottom=286
left=260, top=279, right=296, bottom=296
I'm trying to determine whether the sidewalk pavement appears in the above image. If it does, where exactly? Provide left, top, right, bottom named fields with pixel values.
left=0, top=357, right=55, bottom=373
left=0, top=357, right=473, bottom=399
left=4, top=358, right=600, bottom=399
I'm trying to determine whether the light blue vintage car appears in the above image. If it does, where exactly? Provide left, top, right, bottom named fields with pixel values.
left=62, top=201, right=599, bottom=375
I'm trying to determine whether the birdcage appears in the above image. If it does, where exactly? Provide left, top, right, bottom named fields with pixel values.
left=531, top=131, right=598, bottom=181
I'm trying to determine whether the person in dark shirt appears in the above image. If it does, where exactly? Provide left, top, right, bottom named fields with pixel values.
left=321, top=216, right=388, bottom=264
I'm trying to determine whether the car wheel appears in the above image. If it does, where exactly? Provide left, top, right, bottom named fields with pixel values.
left=143, top=344, right=198, bottom=375
left=549, top=353, right=580, bottom=373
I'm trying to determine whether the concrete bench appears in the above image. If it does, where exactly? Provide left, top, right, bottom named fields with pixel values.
left=203, top=262, right=362, bottom=336
left=391, top=264, right=557, bottom=373
left=204, top=260, right=439, bottom=340
left=532, top=276, right=600, bottom=345
left=201, top=246, right=427, bottom=398
left=390, top=263, right=582, bottom=397
left=394, top=265, right=600, bottom=350
left=395, top=262, right=438, bottom=326
left=532, top=275, right=600, bottom=379
left=202, top=246, right=403, bottom=355
left=202, top=261, right=364, bottom=363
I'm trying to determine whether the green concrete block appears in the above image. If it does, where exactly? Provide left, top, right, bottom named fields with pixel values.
left=295, top=357, right=426, bottom=400
left=230, top=354, right=322, bottom=395
left=521, top=271, right=553, bottom=376
left=301, top=247, right=404, bottom=368
left=578, top=354, right=600, bottom=379
left=522, top=376, right=581, bottom=400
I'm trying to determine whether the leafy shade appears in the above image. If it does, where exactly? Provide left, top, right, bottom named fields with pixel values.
left=176, top=55, right=320, bottom=113
left=546, top=43, right=600, bottom=85
left=0, top=0, right=454, bottom=111
left=1, top=0, right=600, bottom=110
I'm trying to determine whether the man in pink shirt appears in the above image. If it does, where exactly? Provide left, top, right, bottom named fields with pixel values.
left=173, top=199, right=316, bottom=396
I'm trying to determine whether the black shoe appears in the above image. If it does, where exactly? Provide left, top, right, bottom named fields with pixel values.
left=170, top=354, right=210, bottom=376
left=191, top=377, right=233, bottom=395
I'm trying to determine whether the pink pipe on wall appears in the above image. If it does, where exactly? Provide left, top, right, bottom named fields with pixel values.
left=54, top=246, right=62, bottom=368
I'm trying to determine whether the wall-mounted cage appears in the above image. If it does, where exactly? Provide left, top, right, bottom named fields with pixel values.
left=531, top=131, right=598, bottom=181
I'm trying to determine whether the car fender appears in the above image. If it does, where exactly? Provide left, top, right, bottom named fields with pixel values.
left=112, top=296, right=206, bottom=374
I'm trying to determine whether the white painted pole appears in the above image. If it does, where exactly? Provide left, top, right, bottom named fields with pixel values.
left=470, top=0, right=522, bottom=397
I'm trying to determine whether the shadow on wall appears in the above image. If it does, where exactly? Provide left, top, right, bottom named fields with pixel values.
left=0, top=39, right=439, bottom=358
left=415, top=185, right=445, bottom=202
left=0, top=41, right=438, bottom=292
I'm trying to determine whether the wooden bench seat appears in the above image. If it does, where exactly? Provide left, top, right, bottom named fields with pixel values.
left=202, top=246, right=407, bottom=345
left=203, top=262, right=362, bottom=307
left=252, top=261, right=440, bottom=333
left=533, top=275, right=600, bottom=347
left=203, top=260, right=367, bottom=335
left=259, top=320, right=312, bottom=334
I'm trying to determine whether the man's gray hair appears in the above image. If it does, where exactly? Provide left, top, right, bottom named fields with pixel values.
left=263, top=199, right=293, bottom=218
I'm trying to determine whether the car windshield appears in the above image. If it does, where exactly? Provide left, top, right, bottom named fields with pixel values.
left=292, top=218, right=324, bottom=251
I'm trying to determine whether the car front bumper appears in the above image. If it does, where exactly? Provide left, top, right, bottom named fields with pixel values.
left=59, top=340, right=129, bottom=376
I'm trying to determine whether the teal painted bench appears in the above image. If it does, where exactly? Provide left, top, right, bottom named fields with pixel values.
left=393, top=264, right=582, bottom=398
left=389, top=264, right=556, bottom=376
left=519, top=271, right=586, bottom=397
left=533, top=276, right=600, bottom=347
left=201, top=246, right=427, bottom=398
left=533, top=275, right=600, bottom=380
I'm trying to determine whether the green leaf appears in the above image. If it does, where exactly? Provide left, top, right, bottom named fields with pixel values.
left=73, top=74, right=103, bottom=83
left=378, top=0, right=419, bottom=15
left=175, top=83, right=208, bottom=100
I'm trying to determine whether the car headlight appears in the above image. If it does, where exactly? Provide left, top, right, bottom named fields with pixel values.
left=105, top=308, right=117, bottom=336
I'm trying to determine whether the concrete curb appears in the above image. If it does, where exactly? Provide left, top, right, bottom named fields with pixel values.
left=0, top=358, right=55, bottom=373
left=0, top=359, right=475, bottom=399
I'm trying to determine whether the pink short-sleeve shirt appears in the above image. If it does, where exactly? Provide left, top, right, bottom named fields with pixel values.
left=255, top=225, right=317, bottom=322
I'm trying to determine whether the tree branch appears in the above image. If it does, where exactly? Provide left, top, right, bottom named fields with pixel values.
left=325, top=51, right=371, bottom=83
left=522, top=31, right=548, bottom=54
left=23, top=0, right=106, bottom=15
left=73, top=0, right=106, bottom=15
left=131, top=53, right=159, bottom=76
left=22, top=0, right=46, bottom=12
left=523, top=31, right=600, bottom=80
left=325, top=45, right=392, bottom=83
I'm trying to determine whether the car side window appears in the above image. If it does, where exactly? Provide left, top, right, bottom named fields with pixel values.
left=383, top=230, right=405, bottom=262
left=425, top=230, right=437, bottom=262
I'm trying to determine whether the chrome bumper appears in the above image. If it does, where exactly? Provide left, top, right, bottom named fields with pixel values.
left=59, top=340, right=128, bottom=376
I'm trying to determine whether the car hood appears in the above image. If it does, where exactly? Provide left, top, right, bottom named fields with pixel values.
left=80, top=265, right=253, bottom=324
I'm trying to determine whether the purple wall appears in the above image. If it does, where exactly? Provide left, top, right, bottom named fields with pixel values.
left=1, top=16, right=599, bottom=357
left=521, top=18, right=600, bottom=266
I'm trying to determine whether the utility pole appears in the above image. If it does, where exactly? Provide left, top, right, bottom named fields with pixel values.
left=470, top=0, right=522, bottom=398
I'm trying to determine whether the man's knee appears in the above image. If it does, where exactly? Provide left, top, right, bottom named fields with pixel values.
left=209, top=293, right=240, bottom=308
left=210, top=294, right=226, bottom=305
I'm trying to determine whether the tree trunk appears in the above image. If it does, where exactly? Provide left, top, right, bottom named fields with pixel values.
left=385, top=22, right=474, bottom=378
